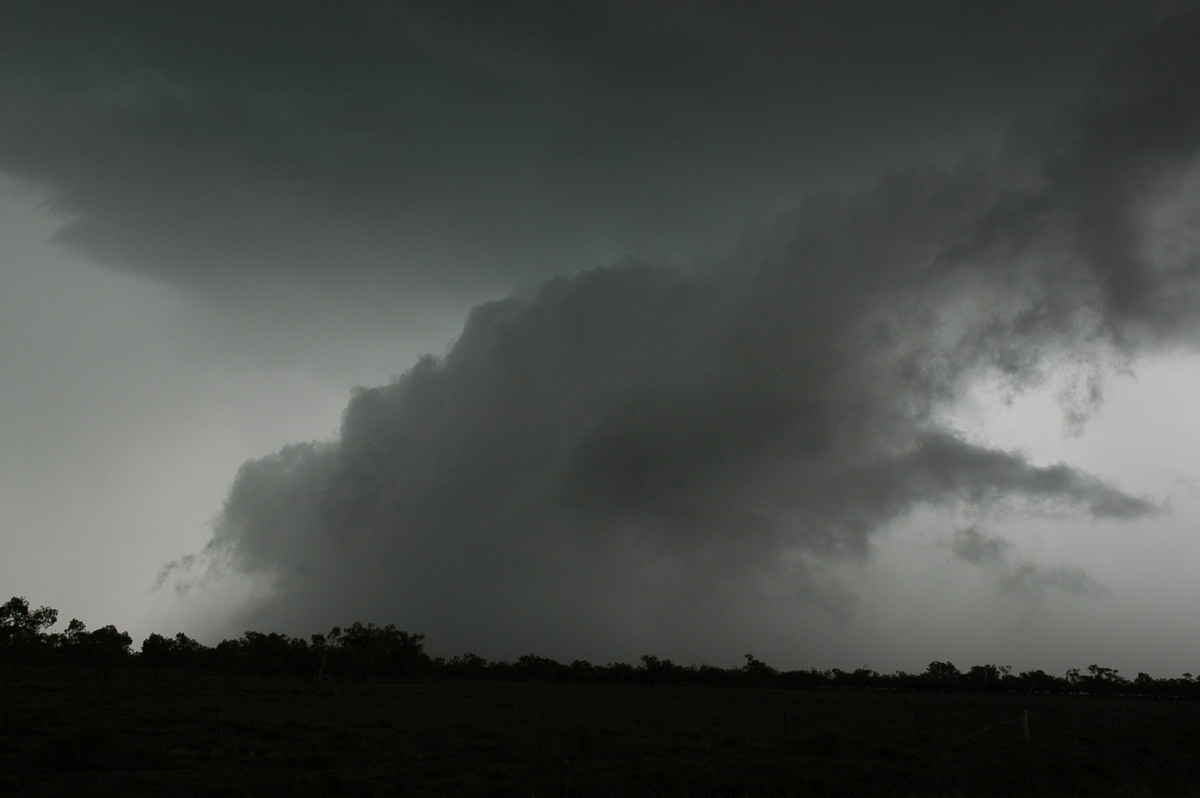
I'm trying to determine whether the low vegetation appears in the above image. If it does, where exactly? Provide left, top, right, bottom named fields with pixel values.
left=3, top=595, right=1199, bottom=796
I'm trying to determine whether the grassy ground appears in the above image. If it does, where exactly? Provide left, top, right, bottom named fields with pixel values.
left=2, top=668, right=1198, bottom=796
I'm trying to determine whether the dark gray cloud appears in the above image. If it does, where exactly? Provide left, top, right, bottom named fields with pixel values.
left=11, top=3, right=1188, bottom=659
left=177, top=0, right=1200, bottom=650
left=0, top=1, right=1180, bottom=311
left=949, top=527, right=1108, bottom=598
left=192, top=229, right=1153, bottom=654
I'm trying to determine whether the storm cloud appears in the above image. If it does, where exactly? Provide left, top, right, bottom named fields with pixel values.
left=0, top=2, right=1180, bottom=306
left=173, top=4, right=1200, bottom=656
left=6, top=4, right=1190, bottom=662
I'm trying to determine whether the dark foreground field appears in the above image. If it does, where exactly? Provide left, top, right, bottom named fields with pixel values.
left=2, top=669, right=1198, bottom=796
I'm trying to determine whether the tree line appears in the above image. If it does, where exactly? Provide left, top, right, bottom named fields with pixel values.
left=3, top=596, right=1197, bottom=697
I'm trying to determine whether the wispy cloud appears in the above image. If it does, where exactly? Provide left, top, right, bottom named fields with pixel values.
left=949, top=526, right=1109, bottom=598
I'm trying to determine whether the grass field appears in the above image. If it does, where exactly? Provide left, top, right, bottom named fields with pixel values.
left=2, top=668, right=1198, bottom=796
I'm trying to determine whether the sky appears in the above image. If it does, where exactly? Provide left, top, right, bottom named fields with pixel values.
left=3, top=1, right=1200, bottom=677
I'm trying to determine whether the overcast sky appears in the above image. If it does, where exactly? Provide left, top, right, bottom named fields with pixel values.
left=4, top=1, right=1200, bottom=676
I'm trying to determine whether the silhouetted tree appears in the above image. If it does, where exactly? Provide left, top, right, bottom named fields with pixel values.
left=844, top=667, right=879, bottom=689
left=213, top=638, right=245, bottom=673
left=335, top=622, right=428, bottom=681
left=569, top=659, right=597, bottom=681
left=924, top=661, right=960, bottom=690
left=1081, top=664, right=1127, bottom=695
left=240, top=631, right=297, bottom=679
left=740, top=654, right=777, bottom=687
left=514, top=653, right=568, bottom=682
left=448, top=652, right=490, bottom=679
left=59, top=618, right=91, bottom=671
left=87, top=625, right=133, bottom=677
left=1016, top=669, right=1064, bottom=694
left=605, top=661, right=637, bottom=683
left=964, top=664, right=1009, bottom=692
left=640, top=654, right=683, bottom=685
left=779, top=667, right=830, bottom=689
left=0, top=596, right=58, bottom=669
left=1134, top=671, right=1158, bottom=696
left=171, top=632, right=206, bottom=671
left=24, top=593, right=1200, bottom=701
left=141, top=633, right=173, bottom=670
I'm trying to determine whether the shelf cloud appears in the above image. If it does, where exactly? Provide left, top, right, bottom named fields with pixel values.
left=8, top=3, right=1191, bottom=660
left=163, top=8, right=1200, bottom=653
